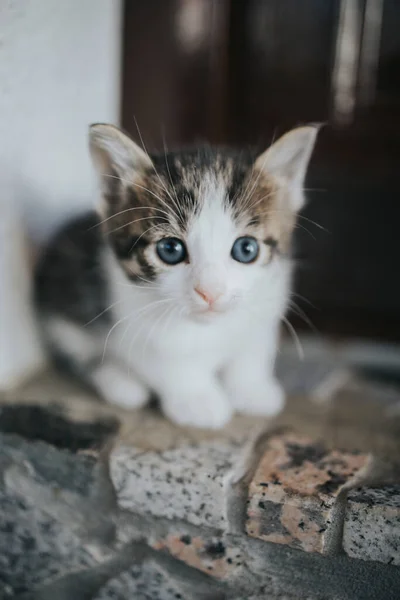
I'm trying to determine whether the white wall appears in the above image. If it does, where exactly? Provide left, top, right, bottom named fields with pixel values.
left=0, top=0, right=122, bottom=388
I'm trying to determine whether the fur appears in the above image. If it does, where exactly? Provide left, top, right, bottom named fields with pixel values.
left=34, top=124, right=318, bottom=428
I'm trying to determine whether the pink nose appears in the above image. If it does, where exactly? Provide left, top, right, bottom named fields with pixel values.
left=194, top=287, right=217, bottom=306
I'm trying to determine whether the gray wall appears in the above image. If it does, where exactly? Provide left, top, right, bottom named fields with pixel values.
left=0, top=0, right=122, bottom=387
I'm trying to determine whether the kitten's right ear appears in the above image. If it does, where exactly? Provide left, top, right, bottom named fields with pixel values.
left=89, top=124, right=152, bottom=191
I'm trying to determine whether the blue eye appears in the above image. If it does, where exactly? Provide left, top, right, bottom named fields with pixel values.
left=231, top=236, right=259, bottom=264
left=156, top=237, right=187, bottom=265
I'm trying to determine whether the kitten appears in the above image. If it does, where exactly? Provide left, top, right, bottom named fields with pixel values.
left=34, top=124, right=318, bottom=429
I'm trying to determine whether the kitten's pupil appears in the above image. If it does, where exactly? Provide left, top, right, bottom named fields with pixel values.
left=231, top=236, right=259, bottom=264
left=157, top=237, right=187, bottom=265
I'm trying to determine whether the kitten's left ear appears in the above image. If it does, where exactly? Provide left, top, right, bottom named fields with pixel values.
left=255, top=125, right=320, bottom=211
left=89, top=123, right=152, bottom=194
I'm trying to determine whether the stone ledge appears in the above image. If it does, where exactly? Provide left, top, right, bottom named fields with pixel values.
left=2, top=358, right=400, bottom=599
left=2, top=429, right=400, bottom=599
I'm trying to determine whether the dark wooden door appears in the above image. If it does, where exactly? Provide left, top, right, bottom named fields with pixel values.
left=122, top=0, right=400, bottom=341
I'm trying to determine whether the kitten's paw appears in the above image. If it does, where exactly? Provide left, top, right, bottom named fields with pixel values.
left=91, top=363, right=149, bottom=409
left=229, top=377, right=285, bottom=417
left=162, top=385, right=233, bottom=429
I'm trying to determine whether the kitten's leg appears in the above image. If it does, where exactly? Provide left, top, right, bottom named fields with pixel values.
left=154, top=363, right=233, bottom=429
left=89, top=361, right=149, bottom=409
left=223, top=324, right=285, bottom=417
left=45, top=317, right=149, bottom=409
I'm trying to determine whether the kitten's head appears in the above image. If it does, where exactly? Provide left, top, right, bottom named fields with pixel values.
left=89, top=124, right=318, bottom=319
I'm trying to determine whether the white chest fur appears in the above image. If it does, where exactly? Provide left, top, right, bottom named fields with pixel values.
left=104, top=248, right=290, bottom=428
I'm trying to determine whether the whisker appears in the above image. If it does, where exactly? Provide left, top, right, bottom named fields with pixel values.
left=126, top=268, right=164, bottom=289
left=102, top=173, right=176, bottom=214
left=88, top=204, right=171, bottom=230
left=262, top=207, right=329, bottom=234
left=133, top=116, right=181, bottom=223
left=118, top=297, right=172, bottom=352
left=281, top=315, right=304, bottom=360
left=160, top=303, right=178, bottom=337
left=244, top=190, right=275, bottom=213
left=297, top=214, right=329, bottom=233
left=290, top=291, right=317, bottom=309
left=127, top=316, right=152, bottom=374
left=102, top=294, right=171, bottom=363
left=239, top=131, right=277, bottom=210
left=126, top=298, right=173, bottom=370
left=113, top=275, right=163, bottom=291
left=249, top=207, right=319, bottom=240
left=240, top=169, right=264, bottom=212
left=229, top=163, right=255, bottom=209
left=102, top=315, right=129, bottom=363
left=127, top=222, right=172, bottom=256
left=115, top=282, right=161, bottom=292
left=84, top=300, right=122, bottom=327
left=107, top=216, right=168, bottom=235
left=252, top=201, right=329, bottom=234
left=293, top=223, right=316, bottom=240
left=100, top=172, right=182, bottom=227
left=142, top=300, right=174, bottom=356
left=288, top=300, right=318, bottom=334
left=134, top=274, right=162, bottom=287
left=162, top=131, right=186, bottom=225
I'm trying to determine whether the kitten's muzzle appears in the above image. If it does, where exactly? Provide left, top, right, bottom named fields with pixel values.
left=194, top=286, right=220, bottom=308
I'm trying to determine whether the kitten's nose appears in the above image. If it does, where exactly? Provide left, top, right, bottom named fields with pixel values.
left=194, top=286, right=218, bottom=306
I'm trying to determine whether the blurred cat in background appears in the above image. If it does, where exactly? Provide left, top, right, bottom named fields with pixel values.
left=34, top=123, right=318, bottom=429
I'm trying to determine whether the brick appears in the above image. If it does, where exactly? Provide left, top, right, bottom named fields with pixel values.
left=343, top=486, right=400, bottom=565
left=110, top=441, right=243, bottom=529
left=246, top=432, right=368, bottom=553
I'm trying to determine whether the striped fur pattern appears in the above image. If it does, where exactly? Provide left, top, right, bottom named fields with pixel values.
left=100, top=148, right=281, bottom=281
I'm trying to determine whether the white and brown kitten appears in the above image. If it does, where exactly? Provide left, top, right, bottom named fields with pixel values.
left=34, top=124, right=318, bottom=429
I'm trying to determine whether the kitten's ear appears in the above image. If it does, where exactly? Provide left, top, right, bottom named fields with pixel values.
left=255, top=125, right=319, bottom=211
left=89, top=123, right=152, bottom=190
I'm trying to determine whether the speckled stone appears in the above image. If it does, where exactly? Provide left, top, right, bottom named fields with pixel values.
left=110, top=441, right=243, bottom=529
left=246, top=432, right=368, bottom=553
left=153, top=534, right=245, bottom=581
left=0, top=434, right=99, bottom=595
left=239, top=595, right=319, bottom=600
left=96, top=563, right=184, bottom=600
left=0, top=490, right=95, bottom=595
left=343, top=485, right=400, bottom=565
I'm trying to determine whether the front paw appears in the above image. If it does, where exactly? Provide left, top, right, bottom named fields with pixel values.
left=228, top=377, right=285, bottom=417
left=91, top=363, right=149, bottom=409
left=161, top=385, right=233, bottom=429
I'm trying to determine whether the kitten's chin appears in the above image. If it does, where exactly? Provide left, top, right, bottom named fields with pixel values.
left=189, top=307, right=230, bottom=323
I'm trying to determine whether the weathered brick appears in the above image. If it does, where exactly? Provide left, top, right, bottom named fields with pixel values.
left=246, top=432, right=368, bottom=553
left=343, top=485, right=400, bottom=565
